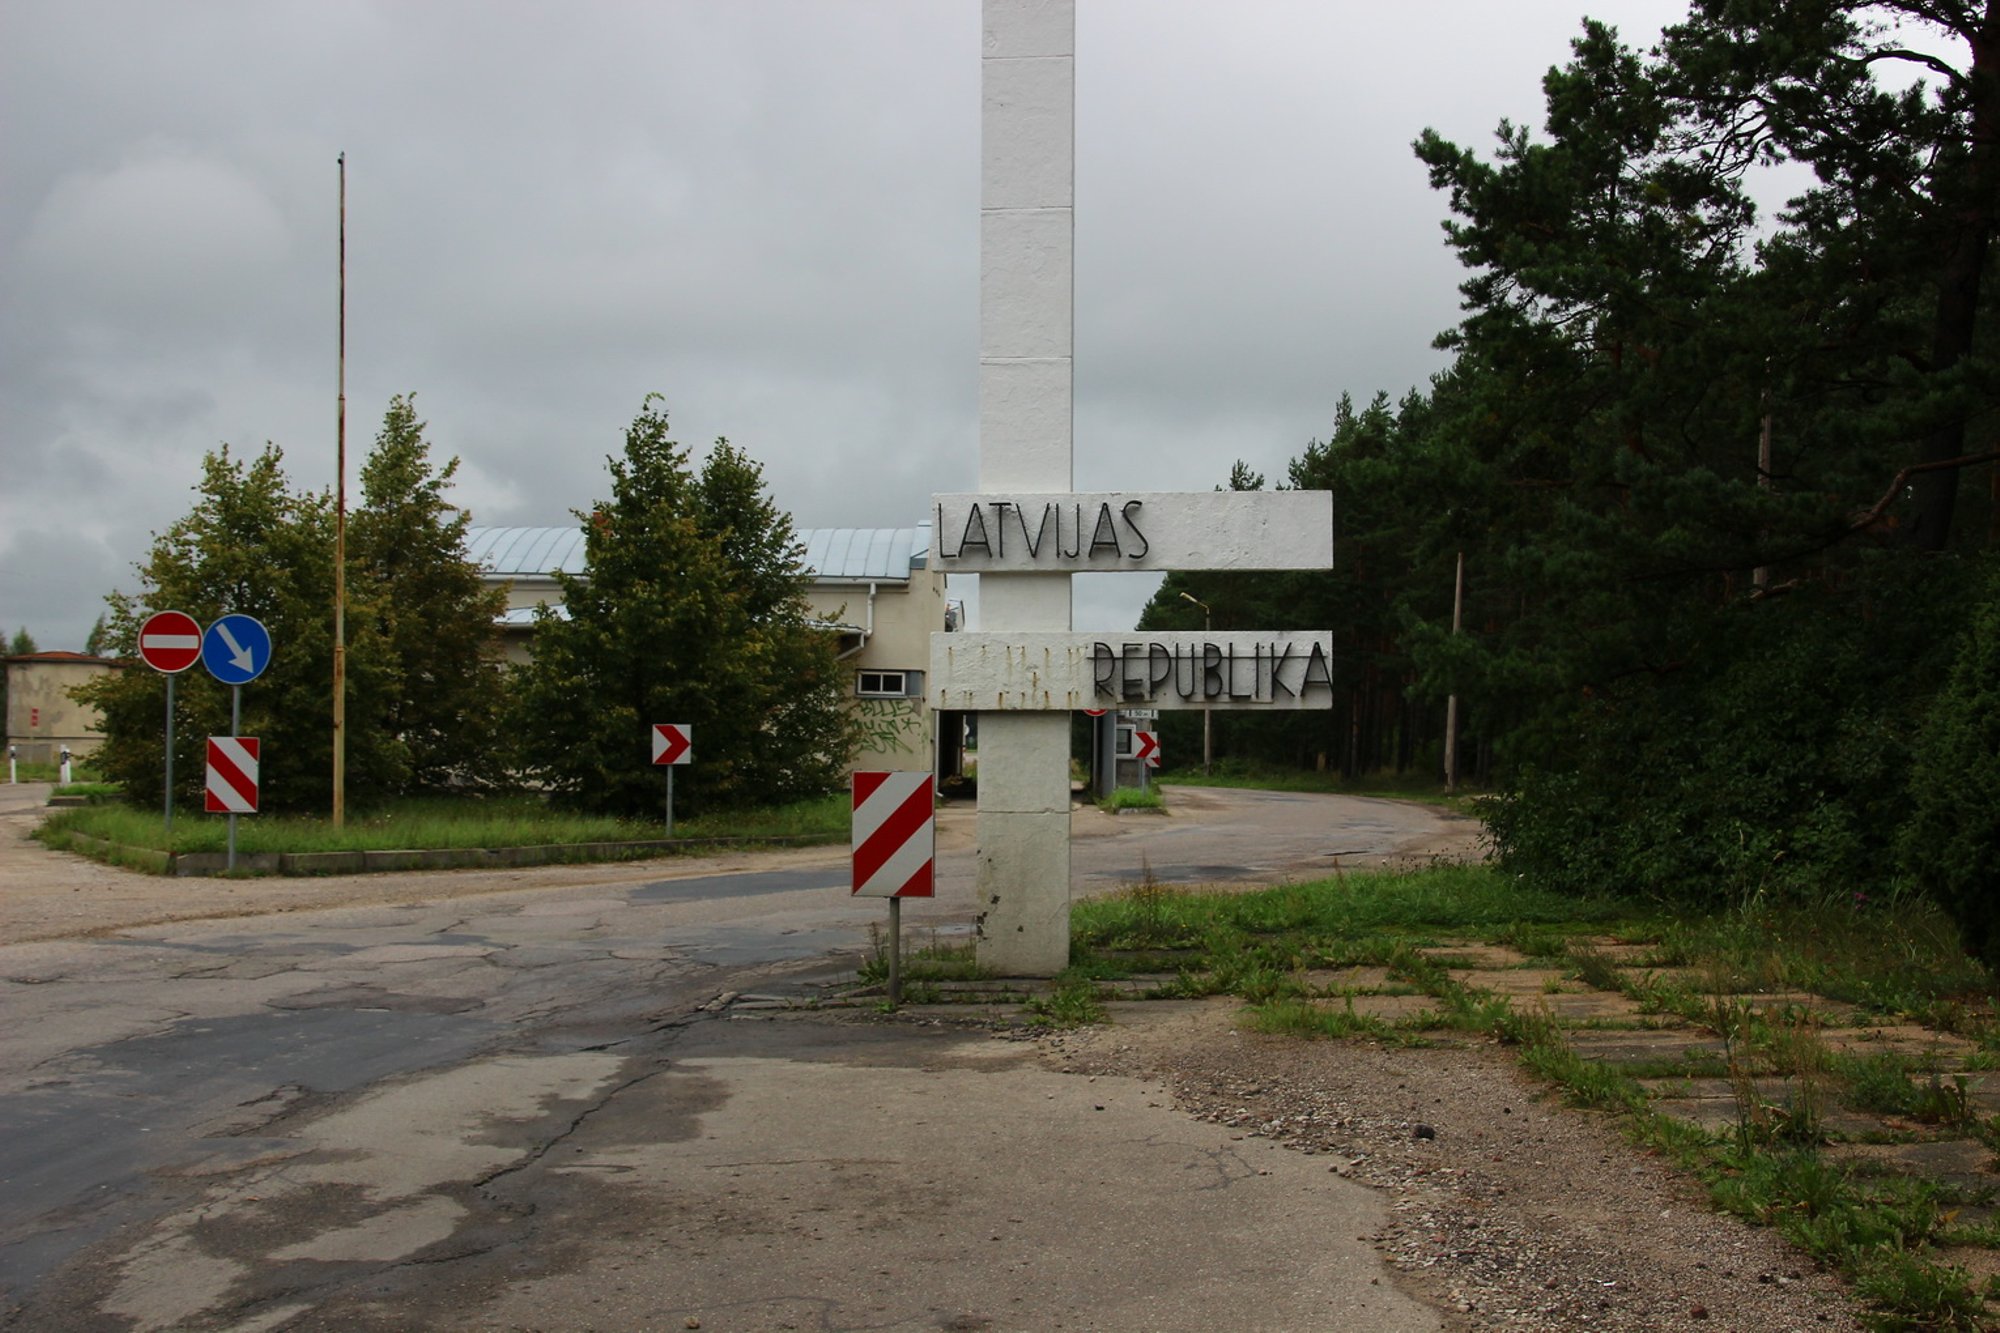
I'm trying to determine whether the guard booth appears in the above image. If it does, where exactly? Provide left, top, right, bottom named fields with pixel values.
left=1087, top=708, right=1157, bottom=796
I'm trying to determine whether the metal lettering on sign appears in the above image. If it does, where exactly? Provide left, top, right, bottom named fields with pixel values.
left=651, top=723, right=692, bottom=765
left=851, top=771, right=935, bottom=898
left=205, top=737, right=261, bottom=814
left=930, top=631, right=1337, bottom=711
left=929, top=491, right=1332, bottom=573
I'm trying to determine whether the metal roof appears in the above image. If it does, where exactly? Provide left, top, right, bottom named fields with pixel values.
left=796, top=526, right=930, bottom=581
left=462, top=527, right=589, bottom=578
left=464, top=524, right=929, bottom=583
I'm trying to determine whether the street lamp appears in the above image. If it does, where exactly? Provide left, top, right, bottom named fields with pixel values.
left=1178, top=591, right=1213, bottom=776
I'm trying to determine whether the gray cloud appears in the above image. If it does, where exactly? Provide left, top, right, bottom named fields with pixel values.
left=2, top=0, right=1689, bottom=651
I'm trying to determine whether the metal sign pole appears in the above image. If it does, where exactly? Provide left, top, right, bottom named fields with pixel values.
left=888, top=896, right=902, bottom=1009
left=665, top=765, right=674, bottom=836
left=164, top=675, right=176, bottom=840
left=227, top=685, right=241, bottom=872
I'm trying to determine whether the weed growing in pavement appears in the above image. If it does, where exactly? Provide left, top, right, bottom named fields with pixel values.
left=1024, top=975, right=1106, bottom=1028
left=856, top=933, right=988, bottom=987
left=1100, top=786, right=1165, bottom=812
left=1249, top=998, right=1416, bottom=1044
left=1851, top=1250, right=1990, bottom=1332
left=1566, top=941, right=1627, bottom=992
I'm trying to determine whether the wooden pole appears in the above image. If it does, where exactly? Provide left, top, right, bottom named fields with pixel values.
left=1444, top=550, right=1464, bottom=793
left=332, top=153, right=348, bottom=827
left=1753, top=384, right=1774, bottom=593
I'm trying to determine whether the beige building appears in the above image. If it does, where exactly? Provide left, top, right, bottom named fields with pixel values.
left=463, top=525, right=959, bottom=774
left=4, top=651, right=124, bottom=765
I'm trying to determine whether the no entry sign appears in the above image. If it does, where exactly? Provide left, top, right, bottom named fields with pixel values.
left=138, top=611, right=202, bottom=674
left=851, top=771, right=935, bottom=898
left=204, top=736, right=261, bottom=814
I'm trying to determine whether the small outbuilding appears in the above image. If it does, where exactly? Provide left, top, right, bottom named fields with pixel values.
left=4, top=651, right=125, bottom=765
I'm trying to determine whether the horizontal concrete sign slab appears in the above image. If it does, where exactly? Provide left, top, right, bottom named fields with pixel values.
left=931, top=631, right=1336, bottom=711
left=929, top=490, right=1333, bottom=572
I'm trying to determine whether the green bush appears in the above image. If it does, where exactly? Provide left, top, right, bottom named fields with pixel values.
left=1488, top=565, right=1962, bottom=909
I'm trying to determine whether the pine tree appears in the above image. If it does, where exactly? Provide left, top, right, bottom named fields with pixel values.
left=511, top=398, right=856, bottom=816
left=1402, top=4, right=1996, bottom=902
left=350, top=394, right=508, bottom=790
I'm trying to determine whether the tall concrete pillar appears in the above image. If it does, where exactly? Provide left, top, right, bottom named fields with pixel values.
left=976, top=0, right=1073, bottom=976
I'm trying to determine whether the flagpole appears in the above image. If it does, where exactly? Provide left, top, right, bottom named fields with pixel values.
left=333, top=152, right=348, bottom=828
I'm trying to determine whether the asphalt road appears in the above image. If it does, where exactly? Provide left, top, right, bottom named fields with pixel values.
left=0, top=786, right=1471, bottom=1331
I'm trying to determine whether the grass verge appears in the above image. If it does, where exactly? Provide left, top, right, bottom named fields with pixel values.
left=34, top=790, right=852, bottom=859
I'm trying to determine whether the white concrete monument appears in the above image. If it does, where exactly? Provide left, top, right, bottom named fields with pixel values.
left=952, top=0, right=1334, bottom=976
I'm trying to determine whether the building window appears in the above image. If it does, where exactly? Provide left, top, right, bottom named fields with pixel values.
left=857, top=670, right=920, bottom=698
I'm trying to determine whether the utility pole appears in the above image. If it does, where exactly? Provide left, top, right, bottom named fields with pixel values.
left=1443, top=551, right=1464, bottom=793
left=1179, top=591, right=1212, bottom=775
left=332, top=152, right=348, bottom=828
left=1753, top=378, right=1773, bottom=594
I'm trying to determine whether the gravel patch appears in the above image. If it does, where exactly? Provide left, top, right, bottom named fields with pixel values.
left=1040, top=1000, right=1865, bottom=1332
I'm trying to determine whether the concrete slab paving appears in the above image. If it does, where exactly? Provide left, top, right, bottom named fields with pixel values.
left=1830, top=1138, right=1996, bottom=1175
left=1469, top=966, right=1580, bottom=997
left=1299, top=965, right=1401, bottom=993
left=299, top=1014, right=1443, bottom=1333
left=1563, top=1028, right=1723, bottom=1066
left=1823, top=1024, right=1981, bottom=1064
left=1336, top=994, right=1442, bottom=1023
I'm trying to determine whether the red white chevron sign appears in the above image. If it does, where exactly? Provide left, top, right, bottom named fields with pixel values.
left=204, top=736, right=260, bottom=814
left=851, top=771, right=935, bottom=898
left=651, top=723, right=692, bottom=766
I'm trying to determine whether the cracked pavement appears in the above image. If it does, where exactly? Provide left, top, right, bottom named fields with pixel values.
left=0, top=783, right=1475, bottom=1330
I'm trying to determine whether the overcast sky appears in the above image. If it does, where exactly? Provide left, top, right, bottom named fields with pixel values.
left=2, top=0, right=1694, bottom=653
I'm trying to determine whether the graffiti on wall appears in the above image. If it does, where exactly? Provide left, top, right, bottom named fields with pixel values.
left=856, top=697, right=925, bottom=755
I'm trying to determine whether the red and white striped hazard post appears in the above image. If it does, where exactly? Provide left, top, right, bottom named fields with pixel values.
left=852, top=770, right=936, bottom=1007
left=205, top=736, right=260, bottom=871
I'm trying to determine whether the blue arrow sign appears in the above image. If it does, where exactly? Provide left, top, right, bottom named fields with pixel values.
left=202, top=614, right=272, bottom=685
